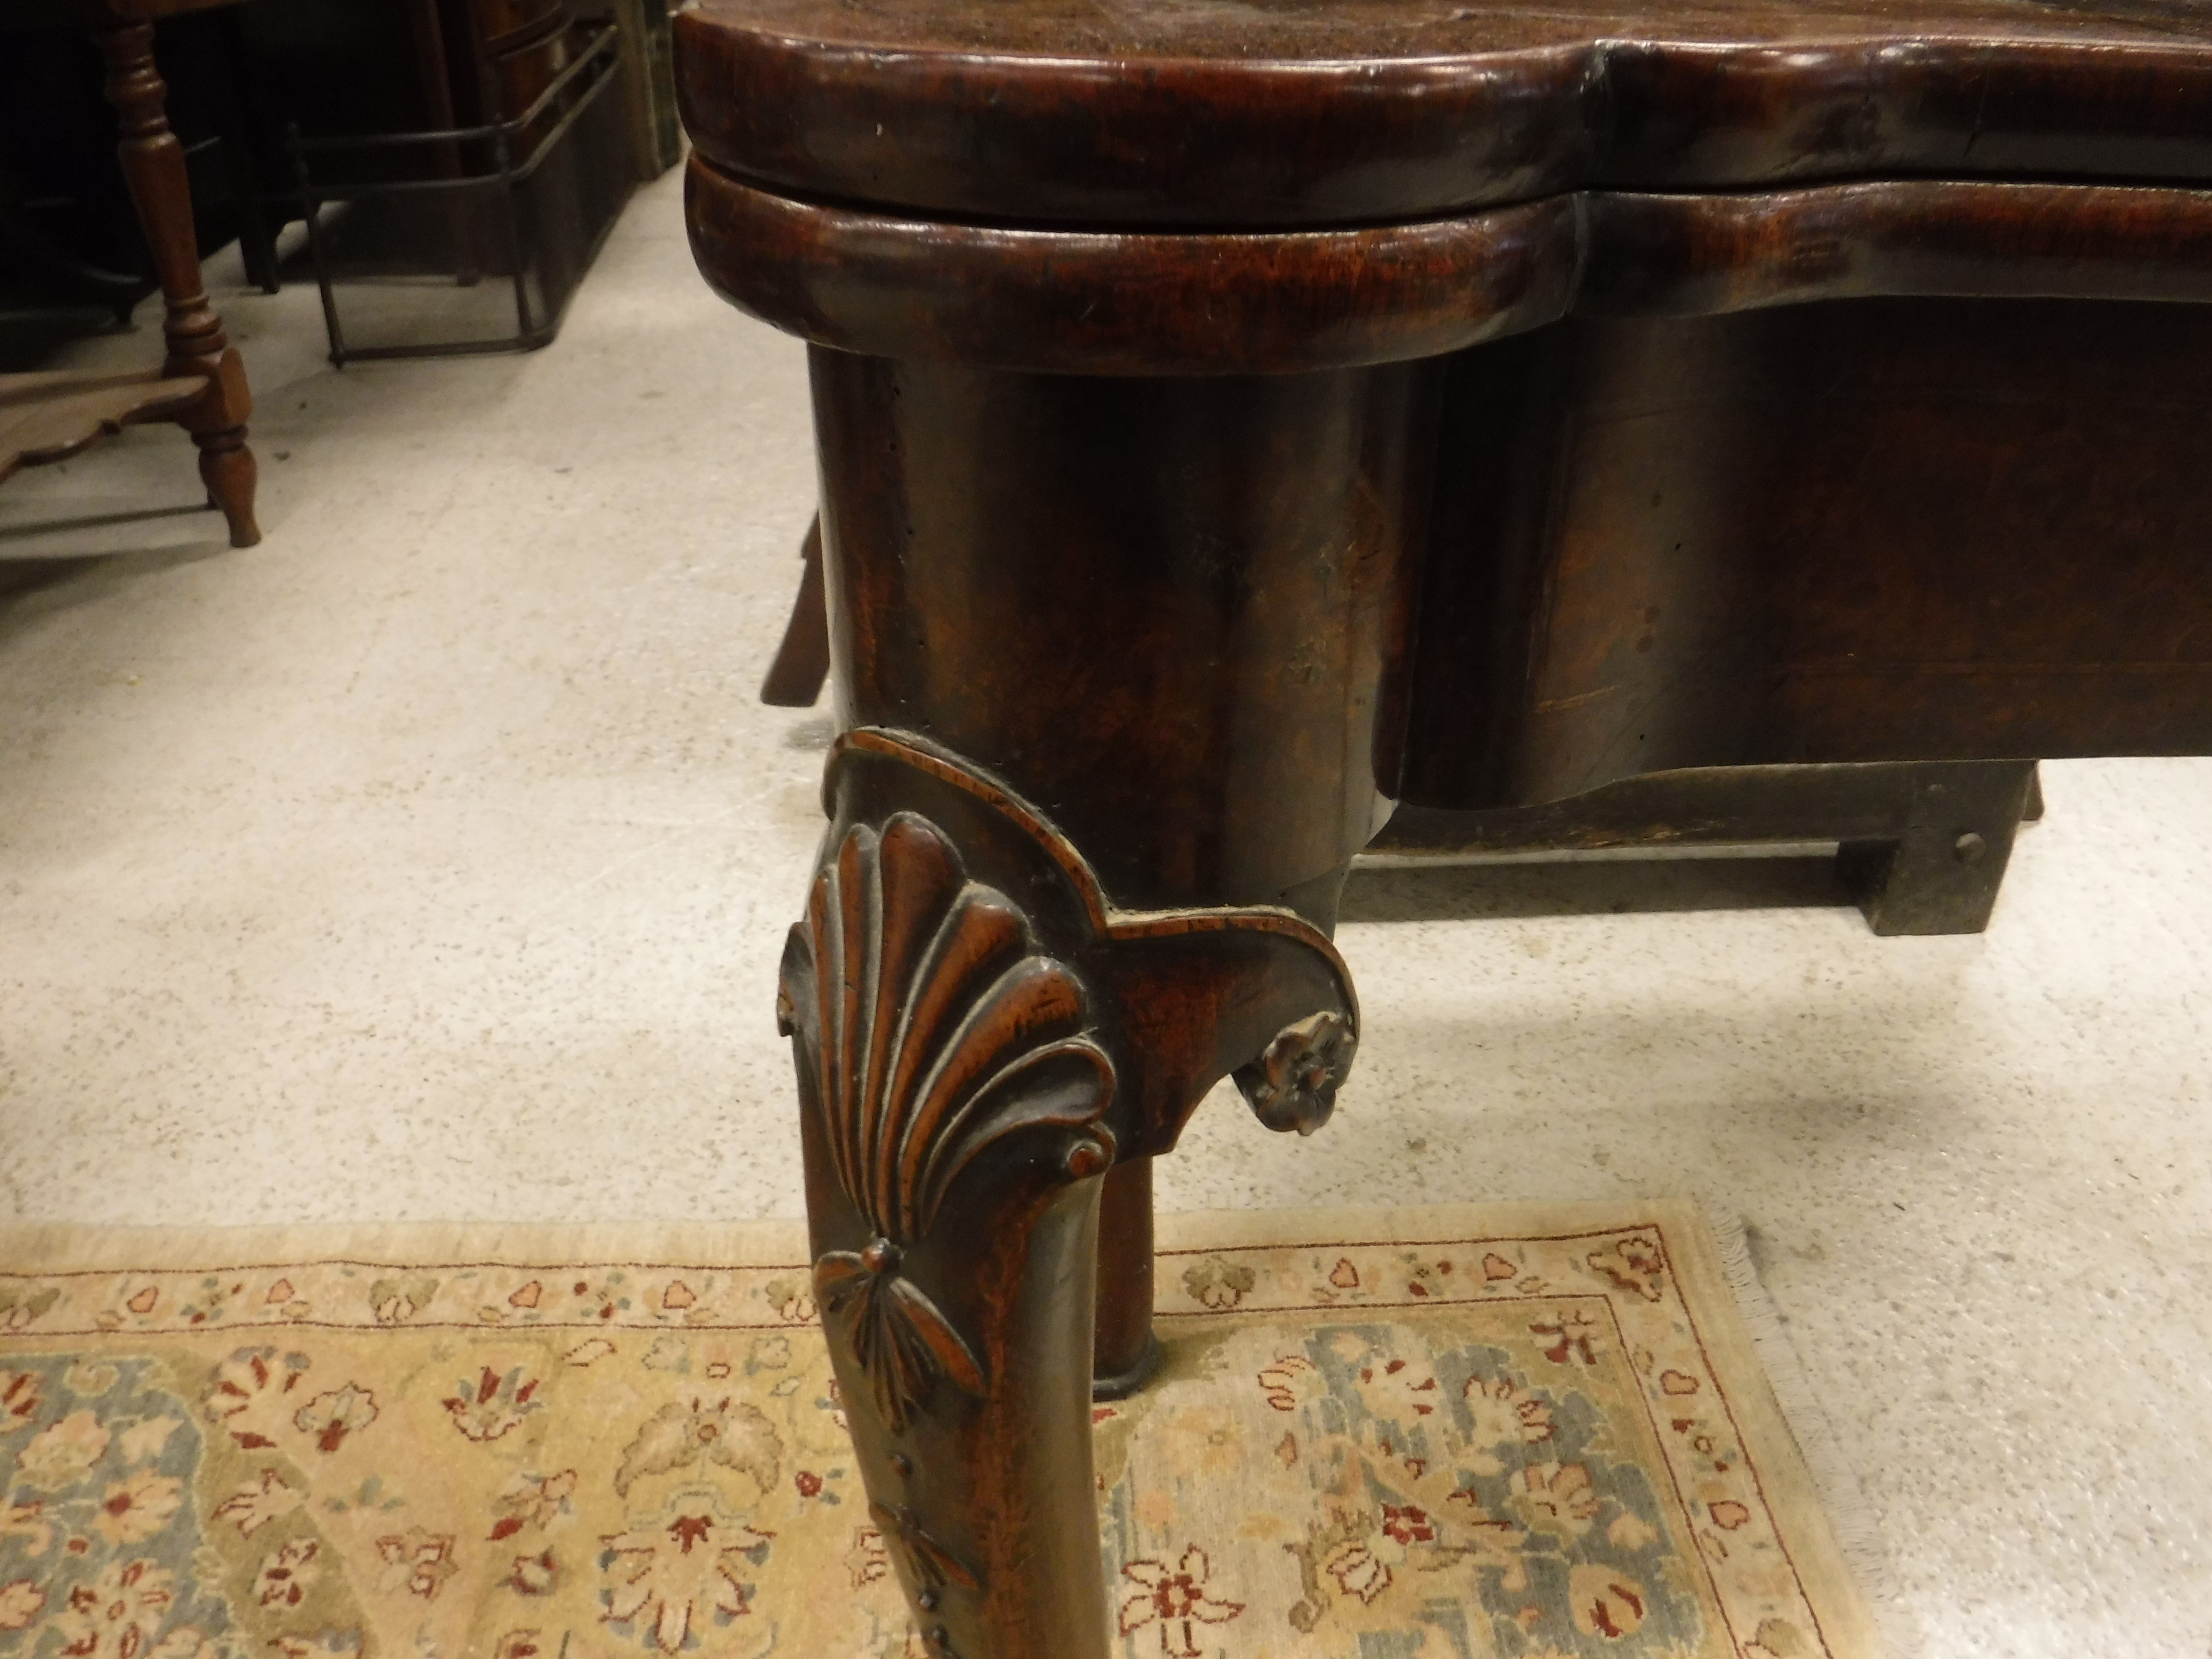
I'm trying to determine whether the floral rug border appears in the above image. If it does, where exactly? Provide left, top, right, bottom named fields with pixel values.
left=0, top=1201, right=1882, bottom=1659
left=1143, top=1209, right=1877, bottom=1659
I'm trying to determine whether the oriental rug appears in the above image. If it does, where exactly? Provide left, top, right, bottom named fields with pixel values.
left=0, top=1202, right=1880, bottom=1659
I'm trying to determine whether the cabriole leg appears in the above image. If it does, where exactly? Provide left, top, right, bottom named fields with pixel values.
left=777, top=737, right=1363, bottom=1658
left=778, top=793, right=1123, bottom=1658
left=779, top=348, right=1430, bottom=1656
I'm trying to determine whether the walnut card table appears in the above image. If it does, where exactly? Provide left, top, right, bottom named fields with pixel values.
left=673, top=2, right=2212, bottom=1652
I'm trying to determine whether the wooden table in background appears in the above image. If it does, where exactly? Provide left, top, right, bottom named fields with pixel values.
left=676, top=2, right=2212, bottom=1652
left=3, top=0, right=259, bottom=545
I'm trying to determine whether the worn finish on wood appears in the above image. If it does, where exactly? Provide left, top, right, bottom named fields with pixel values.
left=810, top=353, right=1431, bottom=912
left=1837, top=765, right=2040, bottom=937
left=677, top=0, right=2212, bottom=228
left=793, top=810, right=1117, bottom=1431
left=689, top=164, right=2212, bottom=376
left=781, top=733, right=1357, bottom=1654
left=97, top=17, right=260, bottom=547
left=1400, top=298, right=2212, bottom=811
left=684, top=0, right=2212, bottom=1650
left=1090, top=1157, right=1156, bottom=1400
left=779, top=549, right=2054, bottom=933
left=1375, top=760, right=2045, bottom=935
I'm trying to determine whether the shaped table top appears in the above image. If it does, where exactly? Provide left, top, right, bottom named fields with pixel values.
left=677, top=0, right=2212, bottom=226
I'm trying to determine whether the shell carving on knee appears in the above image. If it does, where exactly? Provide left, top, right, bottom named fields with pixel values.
left=783, top=812, right=1119, bottom=1430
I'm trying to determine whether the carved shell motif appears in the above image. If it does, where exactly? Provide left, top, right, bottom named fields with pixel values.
left=797, top=813, right=1117, bottom=1429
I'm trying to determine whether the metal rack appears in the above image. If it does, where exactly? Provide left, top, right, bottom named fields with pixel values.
left=286, top=15, right=628, bottom=363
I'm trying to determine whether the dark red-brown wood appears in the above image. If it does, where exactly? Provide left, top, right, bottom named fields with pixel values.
left=1090, top=1157, right=1157, bottom=1398
left=689, top=163, right=2212, bottom=375
left=781, top=732, right=1357, bottom=1659
left=100, top=14, right=259, bottom=547
left=5, top=5, right=262, bottom=547
left=757, top=515, right=828, bottom=708
left=679, top=1, right=2212, bottom=1652
left=677, top=0, right=2212, bottom=228
left=1400, top=297, right=2212, bottom=811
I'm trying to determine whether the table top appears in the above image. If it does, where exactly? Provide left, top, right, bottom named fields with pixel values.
left=689, top=0, right=2201, bottom=59
left=677, top=0, right=2212, bottom=226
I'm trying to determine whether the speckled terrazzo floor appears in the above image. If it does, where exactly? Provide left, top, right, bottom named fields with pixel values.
left=3, top=168, right=2210, bottom=1659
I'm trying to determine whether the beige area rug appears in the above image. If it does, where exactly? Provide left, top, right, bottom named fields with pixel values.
left=0, top=1203, right=1880, bottom=1659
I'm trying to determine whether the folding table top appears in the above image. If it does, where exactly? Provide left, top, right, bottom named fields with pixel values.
left=677, top=0, right=2212, bottom=228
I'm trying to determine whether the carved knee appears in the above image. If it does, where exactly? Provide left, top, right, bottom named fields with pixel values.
left=775, top=730, right=1362, bottom=1653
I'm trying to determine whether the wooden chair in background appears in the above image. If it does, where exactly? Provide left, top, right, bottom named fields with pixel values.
left=3, top=0, right=260, bottom=547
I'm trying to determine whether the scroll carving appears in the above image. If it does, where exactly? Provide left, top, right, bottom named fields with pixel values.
left=791, top=812, right=1118, bottom=1430
left=1234, top=1010, right=1357, bottom=1135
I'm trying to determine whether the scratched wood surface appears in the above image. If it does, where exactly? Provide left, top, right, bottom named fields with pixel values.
left=678, top=0, right=2212, bottom=226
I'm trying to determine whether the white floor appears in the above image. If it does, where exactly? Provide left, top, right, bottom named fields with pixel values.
left=4, top=169, right=2210, bottom=1659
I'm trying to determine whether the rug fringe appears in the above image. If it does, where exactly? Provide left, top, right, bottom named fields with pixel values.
left=1703, top=1206, right=1920, bottom=1659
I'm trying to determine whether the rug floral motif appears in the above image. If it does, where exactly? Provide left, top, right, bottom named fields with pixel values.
left=0, top=1207, right=1874, bottom=1659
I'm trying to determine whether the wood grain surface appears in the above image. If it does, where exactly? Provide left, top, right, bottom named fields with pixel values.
left=689, top=162, right=2212, bottom=373
left=679, top=7, right=2212, bottom=1655
left=677, top=0, right=2212, bottom=226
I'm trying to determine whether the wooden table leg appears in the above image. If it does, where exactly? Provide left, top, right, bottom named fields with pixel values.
left=782, top=736, right=1362, bottom=1659
left=781, top=795, right=1118, bottom=1659
left=1092, top=1156, right=1157, bottom=1399
left=777, top=351, right=1433, bottom=1656
left=1838, top=761, right=2041, bottom=934
left=95, top=14, right=260, bottom=548
left=759, top=515, right=829, bottom=707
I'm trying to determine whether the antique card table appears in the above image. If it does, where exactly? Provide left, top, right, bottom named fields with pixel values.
left=675, top=2, right=2212, bottom=1652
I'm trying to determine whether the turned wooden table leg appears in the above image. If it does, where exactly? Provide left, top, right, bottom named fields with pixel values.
left=96, top=14, right=261, bottom=548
